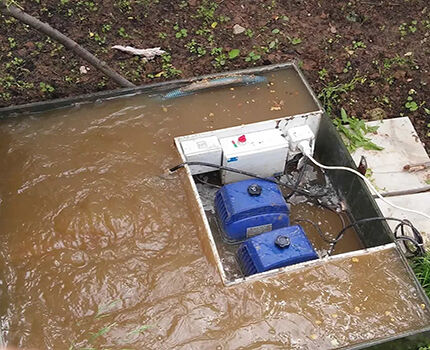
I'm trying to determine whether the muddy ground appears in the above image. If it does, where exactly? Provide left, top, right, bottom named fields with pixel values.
left=0, top=0, right=429, bottom=152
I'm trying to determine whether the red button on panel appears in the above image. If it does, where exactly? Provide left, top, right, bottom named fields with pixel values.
left=238, top=135, right=246, bottom=143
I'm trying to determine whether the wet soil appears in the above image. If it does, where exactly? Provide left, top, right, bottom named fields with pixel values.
left=0, top=0, right=429, bottom=152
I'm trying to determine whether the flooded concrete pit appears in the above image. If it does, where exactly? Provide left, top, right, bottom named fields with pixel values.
left=0, top=69, right=429, bottom=349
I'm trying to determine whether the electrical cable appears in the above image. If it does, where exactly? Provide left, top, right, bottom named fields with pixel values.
left=292, top=218, right=336, bottom=244
left=169, top=161, right=326, bottom=198
left=285, top=157, right=308, bottom=200
left=298, top=145, right=430, bottom=220
left=326, top=216, right=425, bottom=257
left=195, top=174, right=221, bottom=188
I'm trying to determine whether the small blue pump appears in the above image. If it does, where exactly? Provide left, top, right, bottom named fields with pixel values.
left=237, top=225, right=318, bottom=276
left=214, top=179, right=290, bottom=241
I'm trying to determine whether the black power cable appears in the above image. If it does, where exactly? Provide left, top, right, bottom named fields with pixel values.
left=327, top=217, right=425, bottom=257
left=169, top=161, right=326, bottom=198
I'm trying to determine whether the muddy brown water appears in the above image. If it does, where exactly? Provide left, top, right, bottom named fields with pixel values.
left=1, top=70, right=429, bottom=349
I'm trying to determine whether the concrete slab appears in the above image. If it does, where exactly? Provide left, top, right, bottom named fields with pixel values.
left=376, top=193, right=430, bottom=248
left=350, top=117, right=430, bottom=195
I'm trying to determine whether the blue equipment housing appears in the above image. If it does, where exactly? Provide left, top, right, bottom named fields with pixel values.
left=237, top=225, right=318, bottom=276
left=214, top=179, right=290, bottom=241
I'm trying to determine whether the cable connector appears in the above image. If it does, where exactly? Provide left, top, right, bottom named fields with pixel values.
left=298, top=140, right=312, bottom=156
left=286, top=125, right=315, bottom=156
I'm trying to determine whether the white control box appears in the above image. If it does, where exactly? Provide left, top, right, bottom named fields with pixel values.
left=180, top=136, right=222, bottom=175
left=219, top=129, right=289, bottom=184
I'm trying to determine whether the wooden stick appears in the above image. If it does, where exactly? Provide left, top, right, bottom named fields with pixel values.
left=0, top=1, right=135, bottom=88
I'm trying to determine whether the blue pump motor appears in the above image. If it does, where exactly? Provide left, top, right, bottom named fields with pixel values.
left=237, top=225, right=318, bottom=276
left=214, top=179, right=290, bottom=241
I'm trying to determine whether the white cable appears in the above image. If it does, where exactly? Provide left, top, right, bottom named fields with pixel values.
left=297, top=141, right=430, bottom=220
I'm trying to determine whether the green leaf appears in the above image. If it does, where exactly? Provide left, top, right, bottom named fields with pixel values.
left=272, top=28, right=280, bottom=34
left=89, top=322, right=117, bottom=343
left=228, top=49, right=240, bottom=59
left=405, top=101, right=418, bottom=111
left=340, top=108, right=348, bottom=122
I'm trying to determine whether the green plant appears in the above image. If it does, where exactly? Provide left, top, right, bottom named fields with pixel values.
left=116, top=0, right=131, bottom=13
left=404, top=89, right=424, bottom=112
left=333, top=108, right=383, bottom=152
left=174, top=24, right=188, bottom=39
left=149, top=53, right=182, bottom=78
left=343, top=61, right=352, bottom=73
left=352, top=40, right=366, bottom=49
left=102, top=24, right=112, bottom=33
left=287, top=36, right=302, bottom=45
left=228, top=48, right=240, bottom=59
left=195, top=0, right=218, bottom=24
left=219, top=15, right=230, bottom=23
left=158, top=32, right=167, bottom=39
left=8, top=37, right=16, bottom=49
left=244, top=29, right=254, bottom=38
left=89, top=31, right=106, bottom=45
left=268, top=38, right=279, bottom=50
left=245, top=51, right=261, bottom=62
left=118, top=27, right=129, bottom=38
left=39, top=82, right=55, bottom=94
left=412, top=253, right=430, bottom=299
left=185, top=39, right=206, bottom=57
left=210, top=47, right=226, bottom=67
left=318, top=75, right=367, bottom=115
left=399, top=20, right=418, bottom=37
left=318, top=68, right=328, bottom=81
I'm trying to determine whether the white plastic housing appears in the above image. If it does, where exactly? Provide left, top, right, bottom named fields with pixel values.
left=286, top=125, right=315, bottom=155
left=219, top=129, right=289, bottom=184
left=180, top=136, right=222, bottom=174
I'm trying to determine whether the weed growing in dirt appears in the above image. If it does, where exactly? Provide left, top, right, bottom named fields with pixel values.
left=318, top=68, right=328, bottom=81
left=287, top=36, right=302, bottom=45
left=8, top=37, right=16, bottom=49
left=245, top=29, right=254, bottom=38
left=185, top=39, right=207, bottom=57
left=118, top=27, right=129, bottom=38
left=174, top=24, right=188, bottom=39
left=405, top=89, right=419, bottom=112
left=412, top=253, right=430, bottom=299
left=195, top=0, right=218, bottom=24
left=147, top=54, right=181, bottom=78
left=228, top=49, right=240, bottom=59
left=318, top=75, right=367, bottom=115
left=245, top=51, right=261, bottom=63
left=352, top=40, right=366, bottom=49
left=210, top=47, right=227, bottom=67
left=399, top=20, right=418, bottom=36
left=333, top=108, right=383, bottom=152
left=39, top=82, right=55, bottom=94
left=89, top=31, right=106, bottom=46
left=102, top=24, right=112, bottom=33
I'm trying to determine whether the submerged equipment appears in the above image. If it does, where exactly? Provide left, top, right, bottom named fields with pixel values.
left=214, top=179, right=290, bottom=242
left=163, top=75, right=267, bottom=99
left=237, top=225, right=318, bottom=276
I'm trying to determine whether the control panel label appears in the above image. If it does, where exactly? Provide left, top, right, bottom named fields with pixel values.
left=247, top=224, right=272, bottom=238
